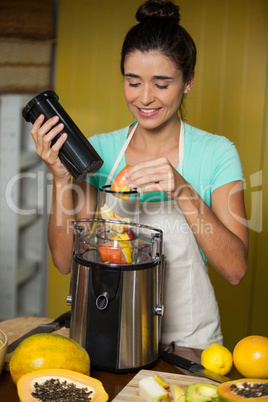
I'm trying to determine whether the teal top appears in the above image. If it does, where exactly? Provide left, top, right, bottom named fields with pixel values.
left=87, top=122, right=244, bottom=208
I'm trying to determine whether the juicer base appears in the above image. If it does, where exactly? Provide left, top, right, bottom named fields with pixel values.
left=90, top=358, right=159, bottom=374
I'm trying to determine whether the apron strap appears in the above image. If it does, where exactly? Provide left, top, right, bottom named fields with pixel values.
left=105, top=120, right=185, bottom=185
left=179, top=120, right=185, bottom=176
left=105, top=123, right=138, bottom=186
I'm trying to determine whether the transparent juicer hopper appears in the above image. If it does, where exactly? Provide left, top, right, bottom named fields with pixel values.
left=96, top=185, right=140, bottom=264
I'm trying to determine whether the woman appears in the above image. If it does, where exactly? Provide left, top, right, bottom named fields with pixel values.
left=31, top=0, right=248, bottom=348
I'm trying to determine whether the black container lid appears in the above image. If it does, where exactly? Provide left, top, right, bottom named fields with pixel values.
left=22, top=90, right=59, bottom=122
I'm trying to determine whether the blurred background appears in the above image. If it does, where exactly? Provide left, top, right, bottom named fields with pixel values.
left=0, top=0, right=267, bottom=351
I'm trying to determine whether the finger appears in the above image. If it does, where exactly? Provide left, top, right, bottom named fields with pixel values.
left=137, top=182, right=166, bottom=193
left=31, top=114, right=45, bottom=143
left=127, top=171, right=164, bottom=188
left=41, top=132, right=67, bottom=163
left=37, top=122, right=64, bottom=154
left=127, top=163, right=172, bottom=187
left=125, top=157, right=169, bottom=178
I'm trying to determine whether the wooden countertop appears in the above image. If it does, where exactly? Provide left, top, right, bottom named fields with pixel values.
left=0, top=317, right=239, bottom=401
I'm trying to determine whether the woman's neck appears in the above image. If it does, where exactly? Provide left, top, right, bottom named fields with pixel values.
left=126, top=118, right=181, bottom=166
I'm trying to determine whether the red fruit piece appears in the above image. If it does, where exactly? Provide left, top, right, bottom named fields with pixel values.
left=110, top=165, right=132, bottom=200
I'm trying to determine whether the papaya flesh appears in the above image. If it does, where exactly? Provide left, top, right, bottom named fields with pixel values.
left=17, top=368, right=109, bottom=402
left=9, top=333, right=90, bottom=385
left=218, top=379, right=268, bottom=401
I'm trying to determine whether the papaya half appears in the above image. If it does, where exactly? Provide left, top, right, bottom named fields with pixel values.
left=9, top=333, right=90, bottom=385
left=17, top=368, right=108, bottom=402
left=218, top=379, right=268, bottom=401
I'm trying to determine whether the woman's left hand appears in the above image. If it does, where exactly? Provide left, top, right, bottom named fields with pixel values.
left=125, top=157, right=185, bottom=199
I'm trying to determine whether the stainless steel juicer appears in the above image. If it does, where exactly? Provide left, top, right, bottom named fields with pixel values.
left=67, top=218, right=165, bottom=372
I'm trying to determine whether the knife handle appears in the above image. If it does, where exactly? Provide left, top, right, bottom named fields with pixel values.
left=161, top=350, right=195, bottom=370
left=52, top=311, right=71, bottom=329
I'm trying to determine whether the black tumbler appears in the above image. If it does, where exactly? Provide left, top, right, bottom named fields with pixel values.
left=22, top=90, right=104, bottom=182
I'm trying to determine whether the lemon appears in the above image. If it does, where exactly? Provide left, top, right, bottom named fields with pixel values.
left=110, top=236, right=129, bottom=248
left=110, top=234, right=132, bottom=263
left=201, top=343, right=233, bottom=375
left=122, top=247, right=132, bottom=263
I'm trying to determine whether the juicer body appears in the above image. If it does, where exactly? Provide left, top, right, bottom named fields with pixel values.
left=68, top=219, right=165, bottom=372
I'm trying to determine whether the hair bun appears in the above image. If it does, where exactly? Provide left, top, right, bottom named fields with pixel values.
left=136, top=0, right=180, bottom=24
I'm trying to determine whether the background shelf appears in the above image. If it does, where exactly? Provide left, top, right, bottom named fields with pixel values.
left=0, top=94, right=49, bottom=319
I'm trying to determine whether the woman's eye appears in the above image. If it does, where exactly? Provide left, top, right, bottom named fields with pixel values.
left=156, top=84, right=169, bottom=89
left=129, top=82, right=140, bottom=87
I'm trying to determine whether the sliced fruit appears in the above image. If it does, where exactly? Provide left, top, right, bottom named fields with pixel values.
left=185, top=383, right=218, bottom=402
left=121, top=247, right=132, bottom=264
left=154, top=374, right=170, bottom=389
left=177, top=395, right=186, bottom=402
left=100, top=203, right=131, bottom=233
left=126, top=228, right=136, bottom=239
left=107, top=236, right=133, bottom=264
left=98, top=244, right=121, bottom=263
left=217, top=378, right=268, bottom=401
left=115, top=231, right=133, bottom=241
left=17, top=368, right=108, bottom=402
left=139, top=376, right=170, bottom=401
left=110, top=165, right=132, bottom=201
left=170, top=383, right=185, bottom=400
left=9, top=333, right=90, bottom=385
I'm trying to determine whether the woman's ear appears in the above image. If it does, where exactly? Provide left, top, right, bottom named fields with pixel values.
left=184, top=72, right=195, bottom=93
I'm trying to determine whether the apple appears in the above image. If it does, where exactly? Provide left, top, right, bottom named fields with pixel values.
left=110, top=165, right=132, bottom=201
left=125, top=228, right=136, bottom=239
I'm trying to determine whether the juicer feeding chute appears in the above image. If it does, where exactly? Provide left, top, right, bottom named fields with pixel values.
left=67, top=218, right=165, bottom=372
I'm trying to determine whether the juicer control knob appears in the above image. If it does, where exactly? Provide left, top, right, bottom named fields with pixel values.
left=154, top=304, right=164, bottom=316
left=96, top=292, right=109, bottom=310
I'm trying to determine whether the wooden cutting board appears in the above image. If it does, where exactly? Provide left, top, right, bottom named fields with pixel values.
left=113, top=369, right=218, bottom=401
left=0, top=317, right=70, bottom=371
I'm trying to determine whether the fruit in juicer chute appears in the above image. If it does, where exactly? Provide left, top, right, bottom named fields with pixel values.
left=98, top=244, right=121, bottom=263
left=100, top=203, right=131, bottom=233
left=110, top=165, right=132, bottom=200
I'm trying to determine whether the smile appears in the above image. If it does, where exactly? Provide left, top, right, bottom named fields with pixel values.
left=136, top=107, right=162, bottom=117
left=139, top=108, right=159, bottom=113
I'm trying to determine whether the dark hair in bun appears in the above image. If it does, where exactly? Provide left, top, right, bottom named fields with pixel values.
left=136, top=0, right=180, bottom=24
left=121, top=0, right=196, bottom=83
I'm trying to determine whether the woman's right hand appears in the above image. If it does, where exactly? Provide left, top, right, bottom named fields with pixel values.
left=31, top=114, right=71, bottom=183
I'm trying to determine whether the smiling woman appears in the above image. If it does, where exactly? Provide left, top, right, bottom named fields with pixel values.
left=31, top=0, right=249, bottom=350
left=123, top=50, right=190, bottom=131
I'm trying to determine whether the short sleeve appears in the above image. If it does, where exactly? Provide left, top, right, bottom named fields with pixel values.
left=210, top=137, right=244, bottom=192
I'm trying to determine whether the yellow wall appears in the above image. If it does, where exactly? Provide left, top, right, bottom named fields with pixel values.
left=48, top=0, right=268, bottom=351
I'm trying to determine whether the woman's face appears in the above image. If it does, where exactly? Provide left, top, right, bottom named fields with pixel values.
left=123, top=50, right=192, bottom=130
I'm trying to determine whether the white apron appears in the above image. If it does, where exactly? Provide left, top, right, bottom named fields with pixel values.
left=105, top=122, right=223, bottom=349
